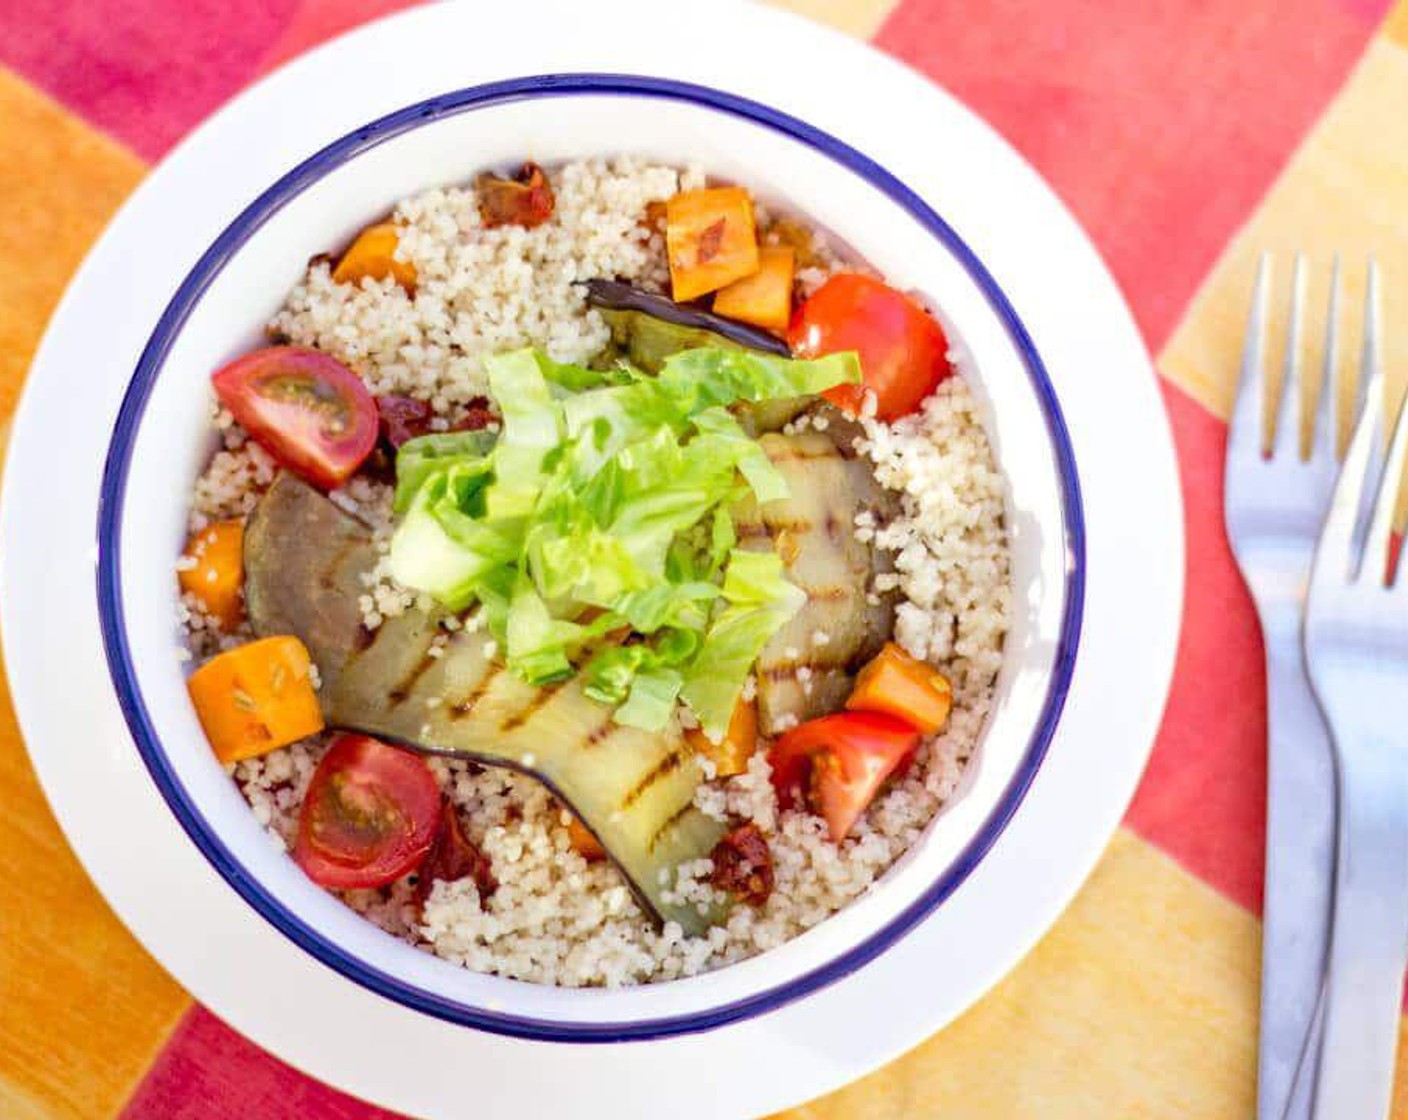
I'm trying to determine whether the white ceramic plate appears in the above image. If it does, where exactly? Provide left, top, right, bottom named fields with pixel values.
left=0, top=2, right=1182, bottom=1116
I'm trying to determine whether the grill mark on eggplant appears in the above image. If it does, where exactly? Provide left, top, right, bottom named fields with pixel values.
left=648, top=801, right=695, bottom=854
left=315, top=535, right=364, bottom=592
left=752, top=516, right=812, bottom=537
left=351, top=625, right=376, bottom=653
left=801, top=583, right=848, bottom=604
left=498, top=678, right=569, bottom=731
left=621, top=747, right=686, bottom=810
left=736, top=518, right=814, bottom=543
left=387, top=645, right=440, bottom=706
left=449, top=665, right=503, bottom=719
left=582, top=716, right=618, bottom=749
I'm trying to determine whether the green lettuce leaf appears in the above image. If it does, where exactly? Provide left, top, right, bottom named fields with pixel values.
left=484, top=349, right=560, bottom=520
left=387, top=344, right=831, bottom=729
left=681, top=549, right=807, bottom=742
left=656, top=348, right=860, bottom=414
left=393, top=429, right=497, bottom=513
left=614, top=667, right=684, bottom=731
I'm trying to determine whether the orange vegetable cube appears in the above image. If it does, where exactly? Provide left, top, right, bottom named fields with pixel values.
left=566, top=815, right=606, bottom=861
left=712, top=246, right=795, bottom=332
left=332, top=222, right=417, bottom=292
left=665, top=187, right=759, bottom=301
left=178, top=519, right=245, bottom=629
left=686, top=696, right=758, bottom=778
left=845, top=643, right=953, bottom=735
left=187, top=637, right=325, bottom=764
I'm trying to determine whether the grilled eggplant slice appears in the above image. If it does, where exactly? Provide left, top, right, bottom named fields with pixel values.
left=244, top=473, right=728, bottom=934
left=584, top=279, right=807, bottom=435
left=731, top=432, right=899, bottom=734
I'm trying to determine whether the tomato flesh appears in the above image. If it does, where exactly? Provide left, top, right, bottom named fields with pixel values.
left=294, top=734, right=440, bottom=890
left=768, top=711, right=920, bottom=842
left=788, top=274, right=951, bottom=422
left=212, top=346, right=378, bottom=489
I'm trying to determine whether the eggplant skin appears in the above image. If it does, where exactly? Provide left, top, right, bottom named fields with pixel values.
left=244, top=473, right=728, bottom=934
left=583, top=278, right=789, bottom=358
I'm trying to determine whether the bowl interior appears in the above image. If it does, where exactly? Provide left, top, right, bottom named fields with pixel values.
left=104, top=80, right=1078, bottom=1038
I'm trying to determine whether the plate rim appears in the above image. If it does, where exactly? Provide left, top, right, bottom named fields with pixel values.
left=0, top=3, right=1183, bottom=1115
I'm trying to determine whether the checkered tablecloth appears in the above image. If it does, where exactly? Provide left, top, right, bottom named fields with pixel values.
left=3, top=1, right=1407, bottom=1116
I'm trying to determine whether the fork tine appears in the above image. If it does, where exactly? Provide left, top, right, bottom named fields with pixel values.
left=1369, top=389, right=1408, bottom=587
left=1312, top=254, right=1342, bottom=459
left=1273, top=253, right=1308, bottom=459
left=1361, top=277, right=1405, bottom=583
left=1319, top=261, right=1385, bottom=580
left=1231, top=254, right=1271, bottom=457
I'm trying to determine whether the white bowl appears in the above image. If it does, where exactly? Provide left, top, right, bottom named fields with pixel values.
left=96, top=75, right=1083, bottom=1041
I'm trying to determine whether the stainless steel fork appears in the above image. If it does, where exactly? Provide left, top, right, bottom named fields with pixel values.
left=1304, top=261, right=1408, bottom=1120
left=1225, top=255, right=1341, bottom=1120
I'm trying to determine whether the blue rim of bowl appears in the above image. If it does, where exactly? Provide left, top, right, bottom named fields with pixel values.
left=97, top=73, right=1085, bottom=1043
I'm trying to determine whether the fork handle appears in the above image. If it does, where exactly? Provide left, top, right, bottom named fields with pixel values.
left=1310, top=743, right=1408, bottom=1119
left=1258, top=631, right=1337, bottom=1120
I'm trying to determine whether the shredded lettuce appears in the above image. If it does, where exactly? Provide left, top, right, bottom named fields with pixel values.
left=656, top=348, right=860, bottom=414
left=614, top=667, right=684, bottom=731
left=386, top=344, right=856, bottom=731
left=681, top=550, right=808, bottom=741
left=393, top=430, right=497, bottom=513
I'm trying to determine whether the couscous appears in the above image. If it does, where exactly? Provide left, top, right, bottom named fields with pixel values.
left=177, top=157, right=1010, bottom=986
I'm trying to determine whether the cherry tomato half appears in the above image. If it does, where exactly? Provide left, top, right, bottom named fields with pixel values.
left=212, top=346, right=378, bottom=489
left=788, top=274, right=952, bottom=422
left=768, top=711, right=920, bottom=842
left=294, top=734, right=441, bottom=890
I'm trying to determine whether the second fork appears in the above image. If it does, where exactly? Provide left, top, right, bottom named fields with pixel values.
left=1225, top=254, right=1343, bottom=1120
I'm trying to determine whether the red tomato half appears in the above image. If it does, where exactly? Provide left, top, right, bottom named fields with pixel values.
left=294, top=734, right=441, bottom=890
left=212, top=346, right=378, bottom=489
left=788, top=274, right=952, bottom=422
left=768, top=711, right=920, bottom=842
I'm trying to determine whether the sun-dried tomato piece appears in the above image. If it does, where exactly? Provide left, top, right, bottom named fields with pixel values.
left=709, top=822, right=773, bottom=906
left=375, top=394, right=434, bottom=449
left=375, top=395, right=496, bottom=450
left=456, top=397, right=496, bottom=432
left=414, top=801, right=496, bottom=912
left=476, top=162, right=555, bottom=229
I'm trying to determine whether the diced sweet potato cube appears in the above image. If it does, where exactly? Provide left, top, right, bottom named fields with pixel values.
left=187, top=637, right=325, bottom=764
left=566, top=815, right=606, bottom=861
left=178, top=519, right=245, bottom=629
left=712, top=246, right=795, bottom=332
left=666, top=187, right=760, bottom=301
left=685, top=697, right=758, bottom=778
left=846, top=642, right=953, bottom=735
left=332, top=222, right=417, bottom=292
